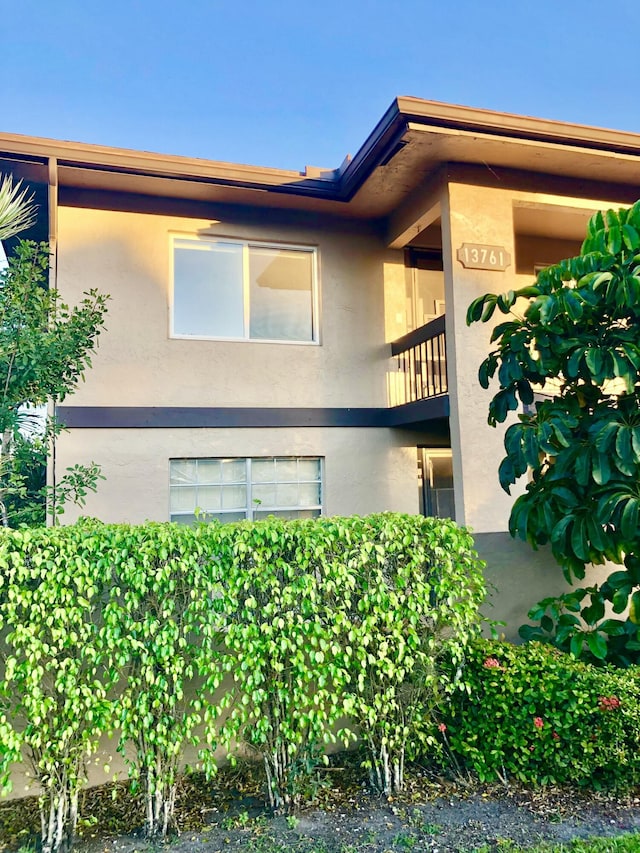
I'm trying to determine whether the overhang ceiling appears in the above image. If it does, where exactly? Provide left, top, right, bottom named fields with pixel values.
left=513, top=203, right=595, bottom=241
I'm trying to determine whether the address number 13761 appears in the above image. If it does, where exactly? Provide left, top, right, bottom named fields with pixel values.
left=457, top=243, right=511, bottom=271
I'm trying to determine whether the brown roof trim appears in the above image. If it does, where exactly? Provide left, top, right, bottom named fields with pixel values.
left=2, top=99, right=640, bottom=204
left=335, top=98, right=640, bottom=202
left=394, top=97, right=640, bottom=156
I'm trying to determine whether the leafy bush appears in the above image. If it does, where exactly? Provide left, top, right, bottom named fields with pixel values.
left=204, top=514, right=486, bottom=804
left=519, top=585, right=640, bottom=668
left=0, top=513, right=486, bottom=841
left=443, top=640, right=640, bottom=788
left=467, top=203, right=640, bottom=665
left=0, top=526, right=116, bottom=853
left=203, top=518, right=356, bottom=811
left=336, top=514, right=485, bottom=795
left=0, top=522, right=225, bottom=846
left=100, top=522, right=224, bottom=838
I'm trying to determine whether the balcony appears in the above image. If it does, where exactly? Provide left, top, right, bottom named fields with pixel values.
left=387, top=315, right=449, bottom=428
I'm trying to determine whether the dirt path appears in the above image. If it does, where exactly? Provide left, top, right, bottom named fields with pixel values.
left=72, top=785, right=640, bottom=853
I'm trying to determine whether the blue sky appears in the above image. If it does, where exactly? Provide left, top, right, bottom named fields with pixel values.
left=2, top=0, right=639, bottom=171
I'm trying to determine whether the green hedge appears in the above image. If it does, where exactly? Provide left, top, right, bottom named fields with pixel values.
left=0, top=513, right=486, bottom=848
left=443, top=639, right=640, bottom=788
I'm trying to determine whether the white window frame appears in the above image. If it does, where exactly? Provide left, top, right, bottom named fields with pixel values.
left=169, top=235, right=320, bottom=344
left=169, top=456, right=324, bottom=523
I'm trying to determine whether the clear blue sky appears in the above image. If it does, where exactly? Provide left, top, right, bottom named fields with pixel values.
left=2, top=0, right=639, bottom=171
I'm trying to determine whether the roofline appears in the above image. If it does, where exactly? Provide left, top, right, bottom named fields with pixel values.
left=2, top=99, right=640, bottom=203
left=393, top=97, right=640, bottom=155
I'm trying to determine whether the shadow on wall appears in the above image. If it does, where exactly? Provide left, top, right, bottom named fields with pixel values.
left=475, top=532, right=611, bottom=639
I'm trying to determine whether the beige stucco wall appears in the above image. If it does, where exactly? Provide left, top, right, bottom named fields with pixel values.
left=51, top=187, right=620, bottom=634
left=57, top=205, right=406, bottom=409
left=55, top=426, right=424, bottom=525
left=475, top=533, right=609, bottom=632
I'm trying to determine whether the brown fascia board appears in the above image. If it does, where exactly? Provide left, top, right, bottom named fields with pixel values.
left=395, top=96, right=640, bottom=156
left=0, top=130, right=340, bottom=200
left=0, top=104, right=411, bottom=204
left=336, top=97, right=640, bottom=201
left=2, top=99, right=640, bottom=205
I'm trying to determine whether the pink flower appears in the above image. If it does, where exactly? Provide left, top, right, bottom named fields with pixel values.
left=483, top=657, right=501, bottom=669
left=552, top=732, right=560, bottom=741
left=598, top=695, right=621, bottom=712
left=438, top=723, right=447, bottom=733
left=533, top=717, right=544, bottom=729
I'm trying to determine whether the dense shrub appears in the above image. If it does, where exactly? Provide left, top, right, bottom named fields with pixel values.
left=202, top=514, right=486, bottom=804
left=101, top=522, right=223, bottom=838
left=0, top=526, right=117, bottom=853
left=0, top=513, right=486, bottom=844
left=336, top=514, right=485, bottom=795
left=443, top=640, right=640, bottom=788
left=202, top=517, right=357, bottom=811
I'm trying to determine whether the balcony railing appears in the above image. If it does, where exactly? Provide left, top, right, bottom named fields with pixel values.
left=390, top=315, right=447, bottom=406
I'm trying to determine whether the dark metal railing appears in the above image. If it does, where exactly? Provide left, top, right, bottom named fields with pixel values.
left=390, top=315, right=447, bottom=406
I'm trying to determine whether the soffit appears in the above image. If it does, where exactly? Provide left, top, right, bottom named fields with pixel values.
left=513, top=204, right=595, bottom=241
left=346, top=124, right=640, bottom=218
left=55, top=164, right=352, bottom=215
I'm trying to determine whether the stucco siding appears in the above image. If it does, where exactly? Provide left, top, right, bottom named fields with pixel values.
left=54, top=426, right=423, bottom=525
left=57, top=206, right=406, bottom=409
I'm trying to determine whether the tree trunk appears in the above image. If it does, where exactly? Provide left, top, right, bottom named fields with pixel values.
left=0, top=428, right=13, bottom=527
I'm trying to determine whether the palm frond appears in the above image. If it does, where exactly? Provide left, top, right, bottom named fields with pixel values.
left=0, top=175, right=37, bottom=240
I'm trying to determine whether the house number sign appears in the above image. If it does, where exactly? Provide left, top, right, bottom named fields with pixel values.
left=457, top=243, right=511, bottom=271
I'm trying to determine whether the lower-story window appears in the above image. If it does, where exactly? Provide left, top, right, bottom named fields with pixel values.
left=169, top=456, right=323, bottom=524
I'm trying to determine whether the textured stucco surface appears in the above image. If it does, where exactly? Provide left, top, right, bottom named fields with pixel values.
left=54, top=426, right=425, bottom=524
left=57, top=205, right=409, bottom=409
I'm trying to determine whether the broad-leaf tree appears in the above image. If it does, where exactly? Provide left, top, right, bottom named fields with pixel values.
left=467, top=202, right=640, bottom=665
left=0, top=239, right=108, bottom=524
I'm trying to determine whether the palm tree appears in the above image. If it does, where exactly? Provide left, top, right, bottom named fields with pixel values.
left=0, top=174, right=36, bottom=240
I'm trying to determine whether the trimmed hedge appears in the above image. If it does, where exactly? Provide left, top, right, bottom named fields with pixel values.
left=0, top=513, right=486, bottom=848
left=443, top=639, right=640, bottom=788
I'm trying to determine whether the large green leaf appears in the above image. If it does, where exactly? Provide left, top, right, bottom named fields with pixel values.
left=586, top=631, right=608, bottom=660
left=621, top=497, right=639, bottom=539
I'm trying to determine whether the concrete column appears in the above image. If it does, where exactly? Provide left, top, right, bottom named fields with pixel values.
left=441, top=183, right=521, bottom=533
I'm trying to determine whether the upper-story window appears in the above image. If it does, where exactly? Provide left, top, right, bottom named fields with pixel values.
left=171, top=237, right=318, bottom=342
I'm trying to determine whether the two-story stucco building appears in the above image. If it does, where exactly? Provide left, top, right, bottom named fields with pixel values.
left=3, top=97, right=640, bottom=630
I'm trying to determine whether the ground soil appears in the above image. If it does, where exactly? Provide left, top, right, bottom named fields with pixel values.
left=2, top=761, right=640, bottom=853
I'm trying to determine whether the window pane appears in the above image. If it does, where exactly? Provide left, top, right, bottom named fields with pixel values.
left=207, top=511, right=247, bottom=523
left=170, top=487, right=196, bottom=512
left=171, top=513, right=198, bottom=525
left=298, top=483, right=321, bottom=506
left=197, top=485, right=222, bottom=511
left=221, top=459, right=247, bottom=483
left=173, top=240, right=244, bottom=337
left=197, top=459, right=221, bottom=484
left=435, top=488, right=455, bottom=520
left=297, top=458, right=321, bottom=481
left=252, top=483, right=277, bottom=506
left=255, top=509, right=320, bottom=520
left=170, top=459, right=198, bottom=485
left=276, top=483, right=299, bottom=507
left=249, top=247, right=313, bottom=341
left=222, top=485, right=247, bottom=509
left=275, top=458, right=298, bottom=481
left=251, top=458, right=275, bottom=482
